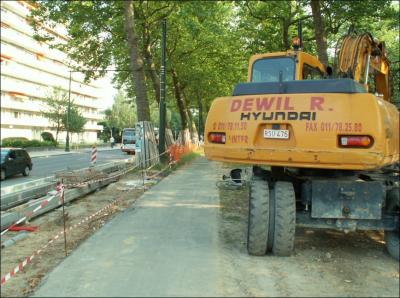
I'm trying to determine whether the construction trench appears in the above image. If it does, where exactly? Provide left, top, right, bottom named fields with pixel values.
left=0, top=145, right=176, bottom=296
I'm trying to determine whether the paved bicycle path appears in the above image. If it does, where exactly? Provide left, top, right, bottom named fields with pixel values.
left=33, top=157, right=224, bottom=297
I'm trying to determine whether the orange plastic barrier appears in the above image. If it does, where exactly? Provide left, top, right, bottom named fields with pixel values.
left=168, top=142, right=197, bottom=163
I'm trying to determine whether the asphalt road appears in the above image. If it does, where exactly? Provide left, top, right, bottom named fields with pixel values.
left=1, top=149, right=131, bottom=188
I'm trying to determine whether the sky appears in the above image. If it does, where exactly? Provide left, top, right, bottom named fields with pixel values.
left=96, top=73, right=118, bottom=111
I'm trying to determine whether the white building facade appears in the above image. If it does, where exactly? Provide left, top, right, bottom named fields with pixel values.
left=1, top=1, right=105, bottom=144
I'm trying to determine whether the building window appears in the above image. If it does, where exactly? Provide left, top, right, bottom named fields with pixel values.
left=14, top=112, right=21, bottom=119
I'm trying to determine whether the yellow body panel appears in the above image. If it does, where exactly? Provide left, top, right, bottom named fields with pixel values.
left=204, top=93, right=399, bottom=170
left=205, top=50, right=399, bottom=170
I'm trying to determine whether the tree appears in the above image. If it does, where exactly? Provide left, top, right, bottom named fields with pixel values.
left=62, top=106, right=87, bottom=141
left=30, top=1, right=152, bottom=122
left=42, top=86, right=69, bottom=142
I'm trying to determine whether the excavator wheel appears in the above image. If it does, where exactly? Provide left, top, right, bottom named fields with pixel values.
left=271, top=181, right=296, bottom=256
left=247, top=176, right=270, bottom=256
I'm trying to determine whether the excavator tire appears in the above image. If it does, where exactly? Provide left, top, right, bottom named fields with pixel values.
left=272, top=181, right=296, bottom=256
left=247, top=176, right=269, bottom=256
left=384, top=230, right=399, bottom=261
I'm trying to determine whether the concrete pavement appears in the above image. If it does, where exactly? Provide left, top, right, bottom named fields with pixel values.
left=33, top=157, right=223, bottom=297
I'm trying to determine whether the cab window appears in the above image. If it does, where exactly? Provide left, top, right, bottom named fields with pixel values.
left=252, top=57, right=295, bottom=82
left=302, top=63, right=323, bottom=80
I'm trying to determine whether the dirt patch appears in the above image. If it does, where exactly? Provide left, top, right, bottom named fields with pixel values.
left=0, top=169, right=163, bottom=297
left=216, top=164, right=400, bottom=297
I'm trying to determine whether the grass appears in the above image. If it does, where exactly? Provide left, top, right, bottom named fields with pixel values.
left=175, top=150, right=202, bottom=167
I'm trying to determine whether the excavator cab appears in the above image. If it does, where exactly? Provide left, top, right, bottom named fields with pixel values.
left=247, top=51, right=326, bottom=83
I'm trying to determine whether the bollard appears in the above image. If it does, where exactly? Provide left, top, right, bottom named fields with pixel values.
left=91, top=144, right=97, bottom=166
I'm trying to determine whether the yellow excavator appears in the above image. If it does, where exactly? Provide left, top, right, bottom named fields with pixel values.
left=204, top=28, right=399, bottom=260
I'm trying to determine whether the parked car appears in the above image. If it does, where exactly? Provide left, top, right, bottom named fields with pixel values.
left=1, top=148, right=33, bottom=181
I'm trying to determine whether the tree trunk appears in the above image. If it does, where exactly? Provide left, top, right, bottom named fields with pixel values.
left=310, top=0, right=329, bottom=66
left=123, top=0, right=150, bottom=121
left=55, top=127, right=59, bottom=142
left=171, top=68, right=191, bottom=143
left=197, top=94, right=204, bottom=137
left=282, top=19, right=290, bottom=50
left=183, top=90, right=198, bottom=143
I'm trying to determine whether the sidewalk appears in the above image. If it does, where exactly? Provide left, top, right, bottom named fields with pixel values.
left=33, top=157, right=223, bottom=297
left=28, top=146, right=122, bottom=158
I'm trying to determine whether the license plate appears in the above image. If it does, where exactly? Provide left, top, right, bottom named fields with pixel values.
left=264, top=129, right=289, bottom=139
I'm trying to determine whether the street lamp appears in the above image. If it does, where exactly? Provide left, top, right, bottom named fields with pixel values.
left=159, top=19, right=167, bottom=160
left=65, top=71, right=72, bottom=152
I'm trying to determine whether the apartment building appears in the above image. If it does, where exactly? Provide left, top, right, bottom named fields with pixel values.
left=0, top=0, right=105, bottom=144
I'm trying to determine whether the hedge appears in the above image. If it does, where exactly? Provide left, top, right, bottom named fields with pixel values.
left=1, top=138, right=56, bottom=148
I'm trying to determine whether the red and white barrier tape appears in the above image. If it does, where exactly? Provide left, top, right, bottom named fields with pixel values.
left=1, top=149, right=179, bottom=286
left=0, top=189, right=62, bottom=237
left=1, top=194, right=125, bottom=286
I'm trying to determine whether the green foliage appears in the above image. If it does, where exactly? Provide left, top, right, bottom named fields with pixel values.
left=98, top=90, right=136, bottom=142
left=41, top=132, right=56, bottom=143
left=63, top=106, right=87, bottom=134
left=30, top=0, right=399, bottom=123
left=42, top=86, right=69, bottom=141
left=1, top=138, right=56, bottom=148
left=2, top=137, right=29, bottom=142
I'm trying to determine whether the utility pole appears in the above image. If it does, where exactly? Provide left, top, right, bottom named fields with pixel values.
left=159, top=19, right=167, bottom=160
left=65, top=71, right=72, bottom=152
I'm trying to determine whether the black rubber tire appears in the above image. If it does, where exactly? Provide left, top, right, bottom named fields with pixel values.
left=272, top=181, right=296, bottom=256
left=384, top=230, right=399, bottom=261
left=1, top=169, right=5, bottom=181
left=247, top=176, right=270, bottom=256
left=22, top=166, right=30, bottom=176
left=266, top=183, right=275, bottom=253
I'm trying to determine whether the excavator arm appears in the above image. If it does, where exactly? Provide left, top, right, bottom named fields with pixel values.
left=337, top=32, right=391, bottom=101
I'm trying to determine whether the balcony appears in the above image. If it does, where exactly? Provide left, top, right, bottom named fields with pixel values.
left=1, top=42, right=71, bottom=81
left=1, top=5, right=35, bottom=37
left=84, top=123, right=103, bottom=131
left=0, top=113, right=50, bottom=127
left=0, top=95, right=45, bottom=113
left=1, top=76, right=100, bottom=110
left=1, top=43, right=102, bottom=97
left=82, top=112, right=104, bottom=121
left=1, top=27, right=69, bottom=63
left=1, top=63, right=101, bottom=99
left=1, top=2, right=30, bottom=20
